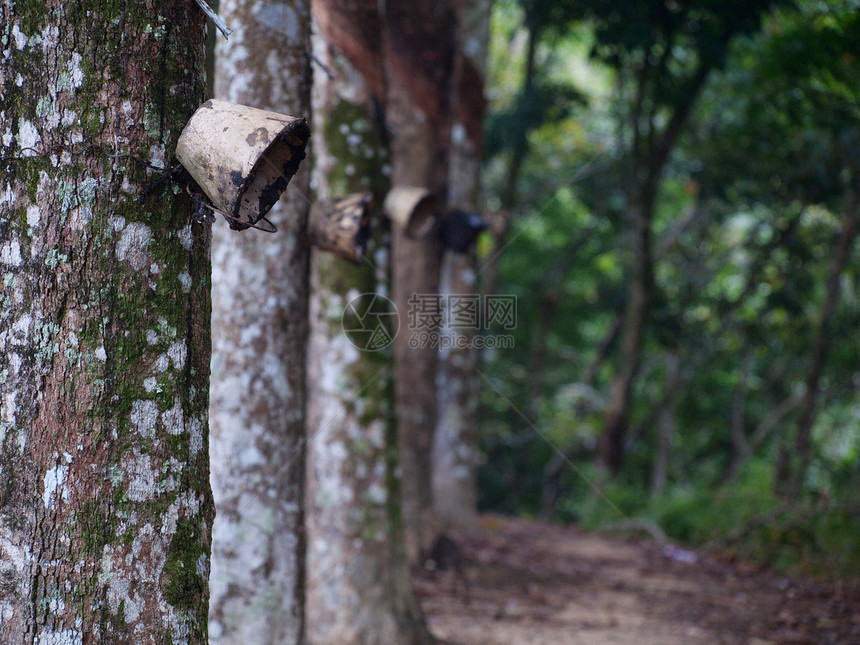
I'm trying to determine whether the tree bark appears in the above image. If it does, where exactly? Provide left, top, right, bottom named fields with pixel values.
left=600, top=196, right=654, bottom=472
left=432, top=0, right=491, bottom=531
left=599, top=59, right=713, bottom=474
left=387, top=127, right=446, bottom=559
left=0, top=2, right=212, bottom=642
left=384, top=0, right=458, bottom=560
left=305, top=23, right=432, bottom=645
left=433, top=252, right=481, bottom=528
left=313, top=0, right=463, bottom=563
left=208, top=1, right=311, bottom=643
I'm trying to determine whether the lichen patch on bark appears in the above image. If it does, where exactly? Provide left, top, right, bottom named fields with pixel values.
left=1, top=1, right=214, bottom=642
left=208, top=1, right=311, bottom=642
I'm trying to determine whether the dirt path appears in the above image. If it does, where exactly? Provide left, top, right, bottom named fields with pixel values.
left=415, top=516, right=859, bottom=645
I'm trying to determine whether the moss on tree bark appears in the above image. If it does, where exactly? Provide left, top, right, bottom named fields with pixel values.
left=207, top=0, right=311, bottom=643
left=0, top=1, right=212, bottom=642
left=305, top=24, right=432, bottom=645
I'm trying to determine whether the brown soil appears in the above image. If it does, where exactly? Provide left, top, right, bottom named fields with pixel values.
left=415, top=515, right=860, bottom=645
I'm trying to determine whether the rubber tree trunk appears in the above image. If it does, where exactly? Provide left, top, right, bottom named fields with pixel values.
left=304, top=26, right=432, bottom=644
left=385, top=0, right=458, bottom=562
left=208, top=1, right=311, bottom=643
left=432, top=0, right=491, bottom=530
left=0, top=2, right=213, bottom=642
left=312, top=0, right=462, bottom=563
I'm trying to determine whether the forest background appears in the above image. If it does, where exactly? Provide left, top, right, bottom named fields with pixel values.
left=478, top=0, right=860, bottom=577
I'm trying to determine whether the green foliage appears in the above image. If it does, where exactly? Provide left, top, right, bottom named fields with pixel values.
left=553, top=457, right=860, bottom=577
left=477, top=0, right=860, bottom=580
left=485, top=80, right=585, bottom=159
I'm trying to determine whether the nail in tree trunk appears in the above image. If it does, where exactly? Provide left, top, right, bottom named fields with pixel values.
left=0, top=2, right=213, bottom=642
left=305, top=20, right=433, bottom=645
left=208, top=1, right=311, bottom=642
left=432, top=0, right=491, bottom=531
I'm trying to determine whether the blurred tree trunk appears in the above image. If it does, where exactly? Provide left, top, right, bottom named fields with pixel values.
left=304, top=16, right=433, bottom=645
left=600, top=63, right=710, bottom=474
left=650, top=349, right=681, bottom=496
left=384, top=0, right=458, bottom=560
left=0, top=1, right=212, bottom=642
left=433, top=0, right=491, bottom=531
left=315, top=0, right=471, bottom=562
left=601, top=198, right=654, bottom=472
left=434, top=253, right=481, bottom=528
left=527, top=234, right=592, bottom=424
left=776, top=186, right=858, bottom=495
left=525, top=288, right=558, bottom=421
left=500, top=24, right=537, bottom=211
left=208, top=1, right=311, bottom=642
left=727, top=351, right=754, bottom=481
left=480, top=21, right=538, bottom=300
left=542, top=314, right=620, bottom=516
